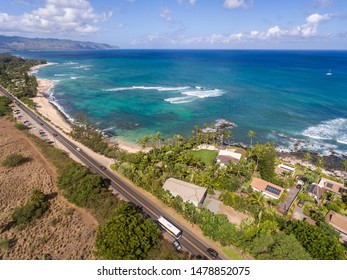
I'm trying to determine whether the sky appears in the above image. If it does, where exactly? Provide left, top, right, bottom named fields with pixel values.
left=0, top=0, right=346, bottom=49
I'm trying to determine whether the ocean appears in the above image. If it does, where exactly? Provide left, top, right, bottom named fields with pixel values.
left=19, top=50, right=347, bottom=156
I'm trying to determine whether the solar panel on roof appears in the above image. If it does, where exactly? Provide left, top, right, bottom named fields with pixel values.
left=265, top=185, right=281, bottom=196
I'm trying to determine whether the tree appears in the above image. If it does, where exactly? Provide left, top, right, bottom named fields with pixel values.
left=248, top=130, right=255, bottom=148
left=12, top=189, right=49, bottom=226
left=303, top=152, right=312, bottom=163
left=251, top=143, right=276, bottom=182
left=315, top=156, right=324, bottom=173
left=285, top=220, right=345, bottom=260
left=342, top=159, right=347, bottom=172
left=95, top=203, right=160, bottom=260
left=249, top=232, right=312, bottom=260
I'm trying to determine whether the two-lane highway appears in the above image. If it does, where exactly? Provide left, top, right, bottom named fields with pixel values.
left=0, top=85, right=224, bottom=260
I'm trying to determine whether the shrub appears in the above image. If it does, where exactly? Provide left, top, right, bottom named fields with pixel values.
left=12, top=189, right=49, bottom=226
left=2, top=153, right=27, bottom=167
left=14, top=123, right=29, bottom=130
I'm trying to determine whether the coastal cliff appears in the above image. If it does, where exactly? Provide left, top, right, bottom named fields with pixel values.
left=0, top=35, right=119, bottom=51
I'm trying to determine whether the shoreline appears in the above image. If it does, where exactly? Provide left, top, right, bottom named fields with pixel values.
left=30, top=63, right=144, bottom=153
left=28, top=65, right=347, bottom=172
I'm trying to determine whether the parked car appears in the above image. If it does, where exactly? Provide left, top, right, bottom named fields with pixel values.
left=76, top=147, right=82, bottom=152
left=172, top=240, right=182, bottom=251
left=100, top=165, right=107, bottom=170
left=297, top=200, right=305, bottom=208
left=207, top=248, right=219, bottom=259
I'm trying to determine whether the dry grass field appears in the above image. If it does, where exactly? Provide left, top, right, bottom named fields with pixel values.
left=0, top=117, right=98, bottom=260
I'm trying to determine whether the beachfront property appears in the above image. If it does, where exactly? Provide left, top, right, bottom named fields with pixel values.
left=318, top=178, right=347, bottom=196
left=216, top=149, right=243, bottom=167
left=163, top=178, right=207, bottom=207
left=325, top=210, right=347, bottom=238
left=250, top=177, right=285, bottom=200
left=307, top=178, right=347, bottom=200
left=275, top=163, right=295, bottom=176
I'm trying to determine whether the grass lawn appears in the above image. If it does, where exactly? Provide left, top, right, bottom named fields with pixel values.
left=189, top=149, right=218, bottom=166
left=222, top=246, right=246, bottom=260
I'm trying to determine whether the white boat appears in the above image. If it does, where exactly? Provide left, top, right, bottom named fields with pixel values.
left=326, top=69, right=332, bottom=76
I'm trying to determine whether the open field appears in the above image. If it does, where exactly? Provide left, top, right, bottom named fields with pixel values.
left=0, top=117, right=98, bottom=260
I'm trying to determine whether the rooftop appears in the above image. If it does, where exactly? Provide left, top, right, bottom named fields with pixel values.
left=163, top=178, right=207, bottom=207
left=325, top=210, right=347, bottom=235
left=250, top=177, right=285, bottom=200
left=318, top=178, right=347, bottom=196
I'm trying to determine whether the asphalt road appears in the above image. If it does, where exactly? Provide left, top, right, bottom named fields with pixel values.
left=0, top=85, right=223, bottom=260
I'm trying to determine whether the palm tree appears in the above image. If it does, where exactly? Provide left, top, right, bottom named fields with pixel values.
left=155, top=131, right=163, bottom=149
left=303, top=152, right=312, bottom=163
left=342, top=159, right=347, bottom=171
left=248, top=130, right=255, bottom=148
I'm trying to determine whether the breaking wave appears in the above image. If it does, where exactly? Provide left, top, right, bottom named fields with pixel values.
left=302, top=118, right=347, bottom=145
left=104, top=85, right=225, bottom=104
left=104, top=86, right=190, bottom=92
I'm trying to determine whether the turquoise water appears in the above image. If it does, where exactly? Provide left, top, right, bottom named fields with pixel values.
left=21, top=50, right=347, bottom=156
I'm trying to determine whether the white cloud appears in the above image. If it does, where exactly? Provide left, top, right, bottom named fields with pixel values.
left=306, top=13, right=330, bottom=24
left=135, top=13, right=333, bottom=46
left=177, top=0, right=197, bottom=6
left=223, top=0, right=247, bottom=9
left=0, top=0, right=109, bottom=35
left=160, top=8, right=173, bottom=22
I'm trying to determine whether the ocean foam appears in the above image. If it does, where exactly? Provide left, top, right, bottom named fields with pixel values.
left=105, top=86, right=190, bottom=92
left=181, top=89, right=224, bottom=98
left=164, top=96, right=195, bottom=104
left=302, top=118, right=347, bottom=143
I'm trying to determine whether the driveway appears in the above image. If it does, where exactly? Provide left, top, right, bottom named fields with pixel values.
left=278, top=186, right=301, bottom=214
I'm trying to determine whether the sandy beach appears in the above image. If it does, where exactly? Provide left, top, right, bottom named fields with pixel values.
left=30, top=64, right=143, bottom=153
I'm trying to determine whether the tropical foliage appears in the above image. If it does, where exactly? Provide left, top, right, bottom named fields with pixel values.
left=0, top=52, right=45, bottom=98
left=95, top=202, right=160, bottom=260
left=285, top=220, right=345, bottom=260
left=0, top=96, right=11, bottom=116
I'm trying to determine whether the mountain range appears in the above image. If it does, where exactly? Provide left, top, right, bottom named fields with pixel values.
left=0, top=35, right=119, bottom=51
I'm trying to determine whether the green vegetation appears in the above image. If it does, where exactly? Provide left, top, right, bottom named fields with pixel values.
left=285, top=220, right=345, bottom=260
left=12, top=189, right=49, bottom=226
left=249, top=142, right=276, bottom=182
left=20, top=96, right=37, bottom=109
left=70, top=113, right=120, bottom=158
left=29, top=131, right=163, bottom=259
left=1, top=153, right=27, bottom=167
left=14, top=123, right=29, bottom=130
left=0, top=237, right=11, bottom=252
left=188, top=149, right=218, bottom=166
left=57, top=162, right=120, bottom=222
left=0, top=53, right=45, bottom=98
left=0, top=95, right=11, bottom=116
left=248, top=232, right=312, bottom=260
left=95, top=202, right=160, bottom=260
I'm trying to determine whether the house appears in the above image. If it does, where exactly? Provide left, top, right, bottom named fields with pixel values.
left=318, top=178, right=347, bottom=196
left=275, top=163, right=295, bottom=176
left=325, top=210, right=347, bottom=236
left=307, top=178, right=347, bottom=200
left=163, top=178, right=207, bottom=207
left=307, top=183, right=327, bottom=200
left=216, top=149, right=242, bottom=167
left=250, top=177, right=285, bottom=200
